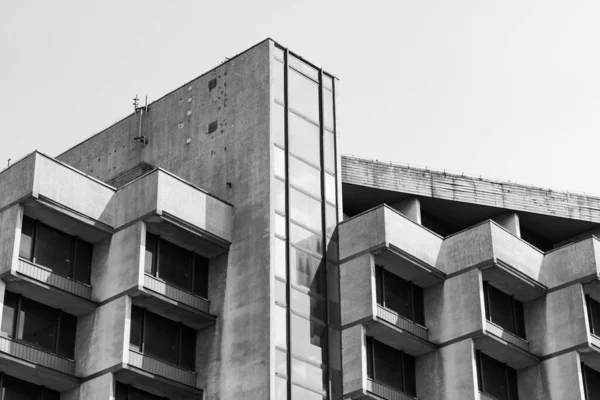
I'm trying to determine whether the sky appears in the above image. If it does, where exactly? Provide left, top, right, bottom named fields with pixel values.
left=1, top=0, right=599, bottom=194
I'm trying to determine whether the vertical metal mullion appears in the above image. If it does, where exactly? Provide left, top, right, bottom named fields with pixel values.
left=318, top=67, right=332, bottom=399
left=282, top=47, right=292, bottom=400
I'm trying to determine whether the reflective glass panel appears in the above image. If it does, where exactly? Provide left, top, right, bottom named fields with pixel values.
left=323, top=131, right=335, bottom=175
left=289, top=68, right=320, bottom=124
left=290, top=224, right=322, bottom=255
left=158, top=239, right=193, bottom=293
left=144, top=311, right=180, bottom=366
left=289, top=112, right=320, bottom=168
left=291, top=384, right=324, bottom=400
left=291, top=313, right=326, bottom=364
left=289, top=156, right=321, bottom=199
left=274, top=178, right=286, bottom=214
left=325, top=203, right=337, bottom=237
left=274, top=60, right=285, bottom=102
left=291, top=288, right=325, bottom=322
left=275, top=348, right=287, bottom=376
left=274, top=237, right=287, bottom=279
left=273, top=102, right=285, bottom=148
left=35, top=224, right=74, bottom=278
left=323, top=88, right=334, bottom=132
left=291, top=357, right=326, bottom=392
left=19, top=216, right=35, bottom=260
left=290, top=188, right=322, bottom=233
left=275, top=213, right=287, bottom=239
left=1, top=291, right=17, bottom=337
left=289, top=55, right=319, bottom=81
left=273, top=46, right=285, bottom=63
left=275, top=376, right=288, bottom=400
left=275, top=304, right=287, bottom=350
left=327, top=262, right=340, bottom=303
left=19, top=297, right=58, bottom=352
left=275, top=146, right=286, bottom=179
left=290, top=247, right=324, bottom=295
left=276, top=278, right=287, bottom=306
left=323, top=75, right=333, bottom=91
left=325, top=173, right=336, bottom=205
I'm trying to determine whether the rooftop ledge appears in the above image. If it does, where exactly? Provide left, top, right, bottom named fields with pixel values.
left=0, top=152, right=233, bottom=252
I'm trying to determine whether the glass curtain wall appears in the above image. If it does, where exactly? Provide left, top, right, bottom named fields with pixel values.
left=272, top=44, right=341, bottom=400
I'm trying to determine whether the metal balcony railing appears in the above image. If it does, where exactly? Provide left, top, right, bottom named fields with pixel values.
left=128, top=349, right=197, bottom=387
left=366, top=379, right=416, bottom=400
left=143, top=274, right=210, bottom=313
left=0, top=336, right=75, bottom=375
left=16, top=258, right=92, bottom=299
left=376, top=305, right=429, bottom=340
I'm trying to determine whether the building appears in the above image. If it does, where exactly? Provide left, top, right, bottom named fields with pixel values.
left=0, top=38, right=598, bottom=400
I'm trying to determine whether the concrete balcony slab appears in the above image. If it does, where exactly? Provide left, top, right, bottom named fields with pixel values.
left=475, top=324, right=538, bottom=370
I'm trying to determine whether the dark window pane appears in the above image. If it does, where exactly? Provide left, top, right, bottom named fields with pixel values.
left=43, top=388, right=61, bottom=400
left=383, top=270, right=412, bottom=320
left=193, top=255, right=209, bottom=298
left=403, top=353, right=417, bottom=396
left=289, top=156, right=321, bottom=199
left=290, top=247, right=324, bottom=295
left=487, top=284, right=516, bottom=334
left=372, top=340, right=403, bottom=391
left=507, top=365, right=519, bottom=400
left=73, top=240, right=92, bottom=284
left=584, top=364, right=600, bottom=399
left=412, top=285, right=425, bottom=326
left=290, top=223, right=322, bottom=255
left=57, top=312, right=77, bottom=359
left=2, top=375, right=40, bottom=400
left=145, top=233, right=157, bottom=275
left=589, top=297, right=600, bottom=336
left=289, top=112, right=320, bottom=168
left=35, top=224, right=74, bottom=278
left=288, top=69, right=320, bottom=124
left=366, top=337, right=374, bottom=378
left=144, top=311, right=180, bottom=365
left=513, top=299, right=526, bottom=339
left=180, top=326, right=196, bottom=371
left=130, top=306, right=143, bottom=349
left=375, top=266, right=383, bottom=305
left=129, top=386, right=166, bottom=400
left=158, top=239, right=193, bottom=293
left=291, top=314, right=325, bottom=365
left=115, top=382, right=129, bottom=400
left=2, top=291, right=18, bottom=337
left=290, top=188, right=322, bottom=233
left=484, top=282, right=491, bottom=320
left=20, top=297, right=58, bottom=352
left=480, top=352, right=509, bottom=400
left=19, top=216, right=35, bottom=260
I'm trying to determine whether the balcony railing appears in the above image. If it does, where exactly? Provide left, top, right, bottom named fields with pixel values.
left=479, top=392, right=498, bottom=400
left=376, top=305, right=429, bottom=340
left=143, top=274, right=210, bottom=314
left=128, top=350, right=197, bottom=388
left=0, top=336, right=75, bottom=375
left=366, top=379, right=416, bottom=400
left=16, top=259, right=92, bottom=299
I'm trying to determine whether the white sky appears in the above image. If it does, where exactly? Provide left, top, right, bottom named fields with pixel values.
left=1, top=0, right=599, bottom=194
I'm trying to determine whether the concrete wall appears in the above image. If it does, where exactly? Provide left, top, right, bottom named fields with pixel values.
left=340, top=253, right=375, bottom=327
left=0, top=153, right=35, bottom=211
left=0, top=204, right=21, bottom=276
left=91, top=223, right=143, bottom=303
left=416, top=339, right=477, bottom=400
left=518, top=351, right=585, bottom=400
left=341, top=324, right=366, bottom=396
left=58, top=40, right=273, bottom=400
left=338, top=206, right=386, bottom=262
left=75, top=295, right=129, bottom=377
left=438, top=222, right=494, bottom=275
left=540, top=237, right=600, bottom=288
left=526, top=283, right=588, bottom=356
left=63, top=373, right=114, bottom=400
left=425, top=268, right=483, bottom=344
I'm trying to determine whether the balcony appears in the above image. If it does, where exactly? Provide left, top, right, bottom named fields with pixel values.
left=127, top=350, right=197, bottom=387
left=366, top=379, right=416, bottom=400
left=115, top=168, right=233, bottom=258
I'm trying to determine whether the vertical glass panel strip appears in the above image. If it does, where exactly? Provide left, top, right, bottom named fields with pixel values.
left=275, top=213, right=287, bottom=238
left=289, top=156, right=322, bottom=199
left=289, top=112, right=321, bottom=168
left=275, top=237, right=287, bottom=280
left=290, top=313, right=326, bottom=365
left=290, top=223, right=322, bottom=255
left=274, top=58, right=285, bottom=102
left=290, top=287, right=326, bottom=323
left=323, top=89, right=334, bottom=132
left=275, top=376, right=288, bottom=400
left=290, top=246, right=325, bottom=295
left=276, top=278, right=288, bottom=306
left=291, top=356, right=327, bottom=392
left=324, top=173, right=336, bottom=205
left=290, top=188, right=323, bottom=233
left=274, top=178, right=286, bottom=215
left=274, top=102, right=286, bottom=148
left=288, top=69, right=320, bottom=124
left=291, top=384, right=325, bottom=400
left=274, top=146, right=286, bottom=179
left=323, top=131, right=335, bottom=175
left=276, top=348, right=288, bottom=376
left=289, top=55, right=320, bottom=82
left=275, top=305, right=288, bottom=350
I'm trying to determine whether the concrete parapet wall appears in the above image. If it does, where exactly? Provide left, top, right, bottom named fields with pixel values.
left=518, top=351, right=585, bottom=400
left=541, top=237, right=600, bottom=288
left=341, top=324, right=366, bottom=396
left=340, top=253, right=375, bottom=327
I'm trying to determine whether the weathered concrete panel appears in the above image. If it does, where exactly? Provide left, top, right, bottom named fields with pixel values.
left=341, top=324, right=366, bottom=396
left=541, top=237, right=600, bottom=288
left=0, top=154, right=35, bottom=211
left=63, top=373, right=113, bottom=400
left=75, top=295, right=129, bottom=377
left=416, top=339, right=477, bottom=400
left=490, top=222, right=544, bottom=281
left=526, top=283, right=588, bottom=356
left=339, top=206, right=386, bottom=262
left=340, top=253, right=375, bottom=327
left=0, top=204, right=21, bottom=276
left=518, top=351, right=585, bottom=400
left=91, top=222, right=143, bottom=303
left=425, top=269, right=483, bottom=344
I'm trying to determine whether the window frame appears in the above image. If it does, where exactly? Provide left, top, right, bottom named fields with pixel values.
left=483, top=282, right=526, bottom=339
left=20, top=216, right=93, bottom=285
left=145, top=233, right=209, bottom=299
left=586, top=295, right=600, bottom=337
left=1, top=291, right=77, bottom=360
left=375, top=265, right=425, bottom=326
left=129, top=306, right=197, bottom=371
left=476, top=350, right=519, bottom=400
left=366, top=336, right=417, bottom=397
left=0, top=373, right=60, bottom=400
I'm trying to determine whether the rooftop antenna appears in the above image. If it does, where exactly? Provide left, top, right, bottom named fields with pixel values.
left=133, top=94, right=149, bottom=147
left=7, top=158, right=11, bottom=168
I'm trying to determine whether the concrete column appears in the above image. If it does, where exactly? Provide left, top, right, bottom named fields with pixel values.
left=493, top=212, right=521, bottom=238
left=0, top=204, right=23, bottom=276
left=390, top=197, right=421, bottom=225
left=341, top=324, right=367, bottom=397
left=518, top=351, right=585, bottom=400
left=340, top=252, right=375, bottom=327
left=62, top=373, right=114, bottom=400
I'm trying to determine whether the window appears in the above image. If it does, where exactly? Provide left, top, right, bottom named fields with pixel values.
left=483, top=282, right=526, bottom=339
left=145, top=233, right=209, bottom=298
left=582, top=363, right=600, bottom=400
left=19, top=216, right=92, bottom=285
left=476, top=351, right=519, bottom=400
left=130, top=306, right=196, bottom=371
left=586, top=295, right=600, bottom=337
left=366, top=337, right=416, bottom=396
left=375, top=266, right=425, bottom=326
left=115, top=382, right=167, bottom=400
left=0, top=374, right=60, bottom=400
left=1, top=291, right=77, bottom=359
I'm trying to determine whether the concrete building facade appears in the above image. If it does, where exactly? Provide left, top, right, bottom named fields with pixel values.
left=0, top=38, right=599, bottom=399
